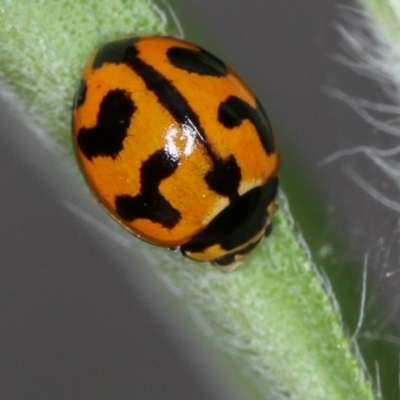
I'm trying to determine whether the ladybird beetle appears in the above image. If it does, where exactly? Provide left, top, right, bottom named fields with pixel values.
left=72, top=36, right=279, bottom=271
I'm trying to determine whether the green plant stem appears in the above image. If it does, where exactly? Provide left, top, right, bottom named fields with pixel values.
left=0, top=1, right=376, bottom=398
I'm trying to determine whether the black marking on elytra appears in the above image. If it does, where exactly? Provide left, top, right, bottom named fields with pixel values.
left=77, top=89, right=136, bottom=160
left=218, top=95, right=275, bottom=155
left=74, top=79, right=87, bottom=109
left=205, top=155, right=241, bottom=202
left=92, top=37, right=141, bottom=69
left=122, top=42, right=241, bottom=201
left=181, top=177, right=278, bottom=260
left=124, top=44, right=207, bottom=142
left=167, top=46, right=228, bottom=76
left=115, top=149, right=181, bottom=229
left=88, top=38, right=244, bottom=200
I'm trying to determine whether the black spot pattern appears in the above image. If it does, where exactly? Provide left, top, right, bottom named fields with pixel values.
left=181, top=177, right=278, bottom=256
left=74, top=37, right=277, bottom=233
left=167, top=46, right=228, bottom=76
left=77, top=89, right=136, bottom=160
left=218, top=95, right=275, bottom=155
left=125, top=45, right=206, bottom=139
left=205, top=155, right=241, bottom=202
left=92, top=37, right=141, bottom=69
left=74, top=80, right=87, bottom=108
left=123, top=43, right=241, bottom=201
left=115, top=149, right=181, bottom=228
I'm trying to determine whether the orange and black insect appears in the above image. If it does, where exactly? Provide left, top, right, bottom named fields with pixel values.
left=72, top=36, right=279, bottom=271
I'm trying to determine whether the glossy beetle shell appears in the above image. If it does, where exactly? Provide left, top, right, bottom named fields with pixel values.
left=72, top=36, right=279, bottom=270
